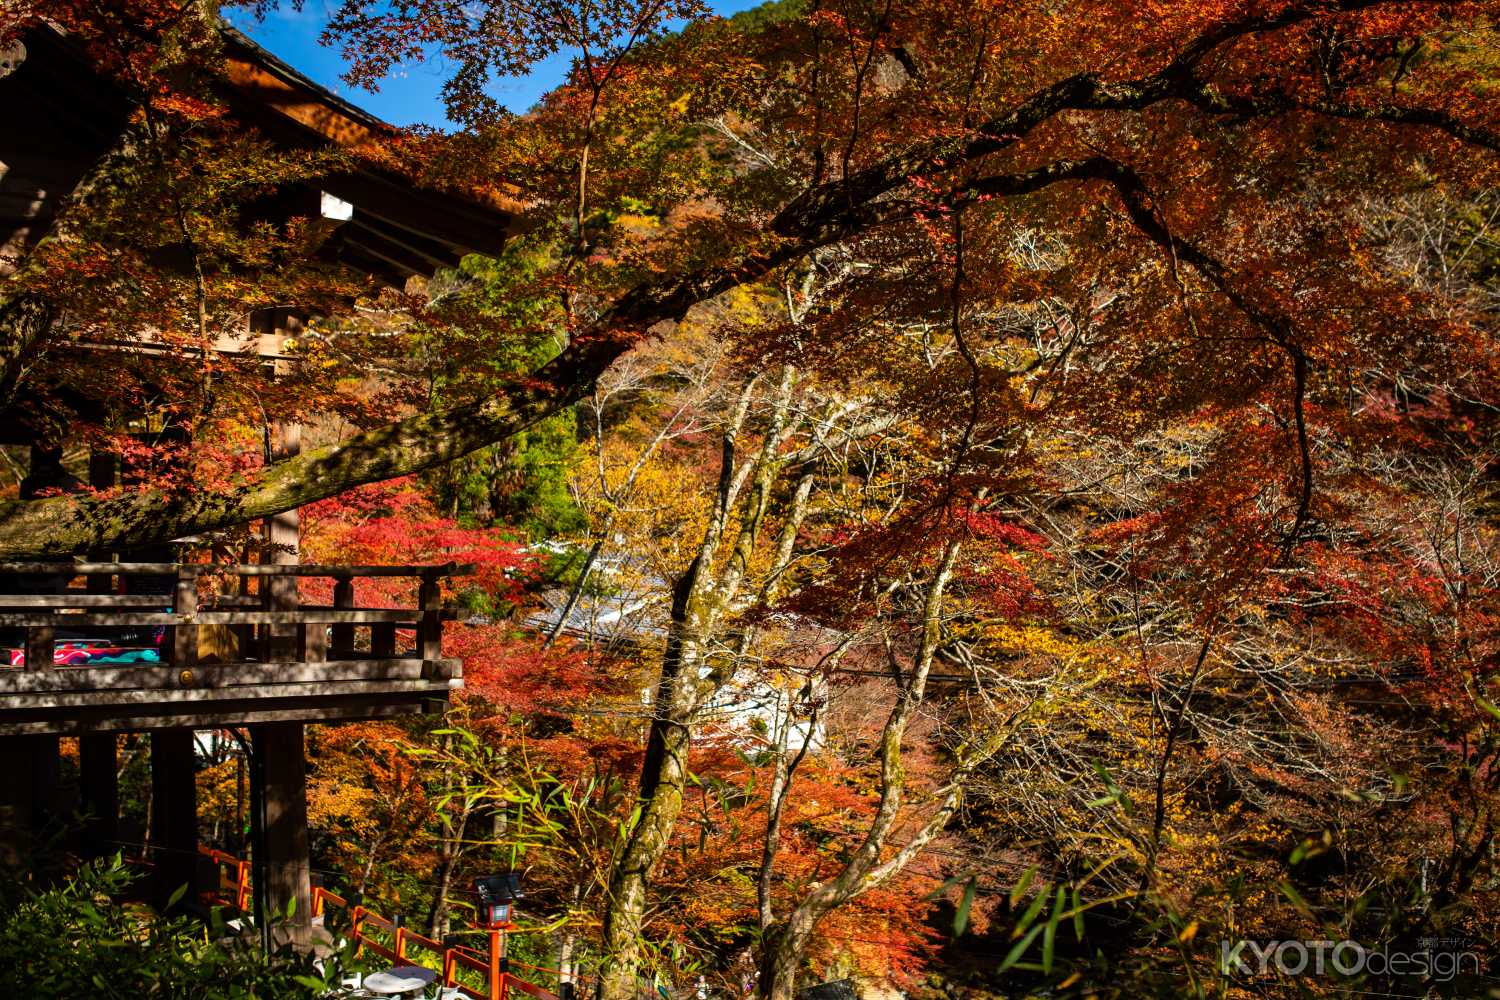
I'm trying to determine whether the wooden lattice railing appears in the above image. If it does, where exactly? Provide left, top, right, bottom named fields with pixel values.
left=0, top=561, right=471, bottom=671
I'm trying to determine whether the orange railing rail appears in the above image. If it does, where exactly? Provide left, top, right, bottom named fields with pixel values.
left=199, top=848, right=570, bottom=1000
left=199, top=845, right=251, bottom=912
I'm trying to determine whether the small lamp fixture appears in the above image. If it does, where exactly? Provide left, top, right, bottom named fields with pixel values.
left=474, top=873, right=524, bottom=928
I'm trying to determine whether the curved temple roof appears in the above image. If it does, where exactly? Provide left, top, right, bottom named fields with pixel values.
left=0, top=21, right=527, bottom=285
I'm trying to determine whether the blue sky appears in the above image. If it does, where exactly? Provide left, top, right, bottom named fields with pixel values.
left=226, top=1, right=766, bottom=128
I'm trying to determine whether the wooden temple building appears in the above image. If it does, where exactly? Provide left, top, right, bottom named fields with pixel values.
left=0, top=21, right=521, bottom=945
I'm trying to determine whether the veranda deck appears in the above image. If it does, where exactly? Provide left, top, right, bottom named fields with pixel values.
left=0, top=561, right=471, bottom=735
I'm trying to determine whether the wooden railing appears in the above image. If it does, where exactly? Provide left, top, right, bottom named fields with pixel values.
left=197, top=847, right=570, bottom=1000
left=0, top=561, right=472, bottom=671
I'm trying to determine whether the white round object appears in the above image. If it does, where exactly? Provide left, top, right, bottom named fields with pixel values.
left=362, top=965, right=439, bottom=995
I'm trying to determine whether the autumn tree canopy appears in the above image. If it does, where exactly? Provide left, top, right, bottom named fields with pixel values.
left=0, top=0, right=1493, bottom=561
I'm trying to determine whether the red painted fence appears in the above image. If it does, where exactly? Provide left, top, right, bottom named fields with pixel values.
left=198, top=847, right=573, bottom=1000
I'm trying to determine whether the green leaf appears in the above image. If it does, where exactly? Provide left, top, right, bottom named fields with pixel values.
left=1042, top=885, right=1065, bottom=973
left=998, top=924, right=1044, bottom=973
left=1010, top=866, right=1036, bottom=908
left=1016, top=883, right=1050, bottom=934
left=166, top=882, right=189, bottom=910
left=953, top=877, right=977, bottom=936
left=1276, top=881, right=1312, bottom=916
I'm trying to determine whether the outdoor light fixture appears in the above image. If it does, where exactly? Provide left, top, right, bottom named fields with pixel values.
left=474, top=872, right=524, bottom=928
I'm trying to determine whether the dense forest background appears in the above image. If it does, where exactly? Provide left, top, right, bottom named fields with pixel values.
left=2, top=0, right=1500, bottom=997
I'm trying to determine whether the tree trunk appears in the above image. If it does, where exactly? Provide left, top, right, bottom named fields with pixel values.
left=753, top=544, right=964, bottom=1000
left=599, top=372, right=819, bottom=1000
left=598, top=586, right=707, bottom=1000
left=425, top=746, right=472, bottom=938
left=545, top=529, right=610, bottom=649
left=424, top=805, right=469, bottom=938
left=758, top=918, right=817, bottom=1000
left=0, top=331, right=626, bottom=560
left=558, top=928, right=576, bottom=995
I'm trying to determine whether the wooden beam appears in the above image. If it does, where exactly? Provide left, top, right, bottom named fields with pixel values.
left=0, top=561, right=476, bottom=577
left=0, top=609, right=421, bottom=626
left=0, top=674, right=460, bottom=710
left=0, top=594, right=166, bottom=607
left=0, top=657, right=459, bottom=692
left=0, top=697, right=452, bottom=736
left=418, top=576, right=442, bottom=663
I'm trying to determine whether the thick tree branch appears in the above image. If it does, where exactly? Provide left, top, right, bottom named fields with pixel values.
left=771, top=0, right=1427, bottom=241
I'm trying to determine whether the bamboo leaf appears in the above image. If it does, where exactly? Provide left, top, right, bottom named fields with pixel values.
left=1042, top=884, right=1064, bottom=973
left=953, top=876, right=977, bottom=936
left=998, top=924, right=1044, bottom=973
left=1009, top=866, right=1036, bottom=908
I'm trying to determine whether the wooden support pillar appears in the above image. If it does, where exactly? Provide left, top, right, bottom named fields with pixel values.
left=0, top=737, right=35, bottom=871
left=79, top=733, right=118, bottom=861
left=256, top=721, right=312, bottom=948
left=150, top=729, right=198, bottom=909
left=0, top=734, right=58, bottom=873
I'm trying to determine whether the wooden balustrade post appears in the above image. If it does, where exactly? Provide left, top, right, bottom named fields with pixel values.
left=234, top=568, right=255, bottom=660
left=301, top=613, right=326, bottom=664
left=172, top=566, right=198, bottom=670
left=395, top=925, right=407, bottom=961
left=418, top=574, right=442, bottom=664
left=371, top=622, right=396, bottom=658
left=23, top=624, right=52, bottom=670
left=331, top=578, right=355, bottom=658
left=264, top=419, right=300, bottom=661
left=236, top=859, right=250, bottom=912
